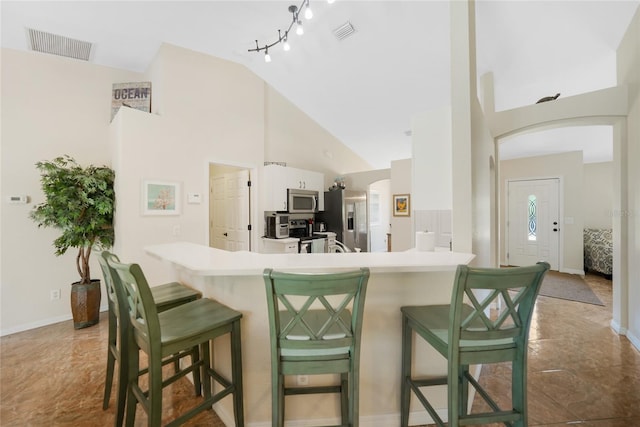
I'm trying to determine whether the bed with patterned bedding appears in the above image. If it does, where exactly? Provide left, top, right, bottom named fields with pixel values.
left=583, top=228, right=613, bottom=277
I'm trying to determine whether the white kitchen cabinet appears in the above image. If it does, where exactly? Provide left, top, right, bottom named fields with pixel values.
left=263, top=164, right=325, bottom=211
left=263, top=165, right=289, bottom=211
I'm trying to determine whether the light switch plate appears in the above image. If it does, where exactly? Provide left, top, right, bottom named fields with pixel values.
left=187, top=193, right=201, bottom=204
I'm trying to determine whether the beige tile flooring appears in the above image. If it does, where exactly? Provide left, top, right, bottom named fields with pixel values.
left=1, top=273, right=638, bottom=426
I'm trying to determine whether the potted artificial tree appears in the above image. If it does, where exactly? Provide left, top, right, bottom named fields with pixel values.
left=30, top=155, right=115, bottom=329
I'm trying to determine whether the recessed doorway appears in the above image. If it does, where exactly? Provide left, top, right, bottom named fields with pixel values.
left=209, top=163, right=252, bottom=251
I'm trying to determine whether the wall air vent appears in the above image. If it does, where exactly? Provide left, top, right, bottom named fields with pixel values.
left=333, top=21, right=356, bottom=41
left=27, top=28, right=92, bottom=61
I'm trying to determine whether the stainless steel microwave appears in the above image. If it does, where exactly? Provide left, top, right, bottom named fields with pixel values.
left=287, top=189, right=319, bottom=214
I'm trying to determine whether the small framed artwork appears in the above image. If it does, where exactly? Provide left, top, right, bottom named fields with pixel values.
left=143, top=180, right=180, bottom=215
left=393, top=194, right=411, bottom=217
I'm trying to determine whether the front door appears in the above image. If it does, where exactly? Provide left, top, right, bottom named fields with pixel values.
left=507, top=178, right=560, bottom=270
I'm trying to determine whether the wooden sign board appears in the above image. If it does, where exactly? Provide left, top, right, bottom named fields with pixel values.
left=111, top=82, right=151, bottom=122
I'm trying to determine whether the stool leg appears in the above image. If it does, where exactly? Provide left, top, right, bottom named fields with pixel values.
left=448, top=362, right=460, bottom=427
left=103, top=309, right=118, bottom=410
left=114, top=341, right=129, bottom=427
left=351, top=368, right=360, bottom=427
left=231, top=320, right=245, bottom=427
left=201, top=341, right=212, bottom=400
left=400, top=314, right=412, bottom=427
left=340, top=372, right=348, bottom=426
left=191, top=346, right=202, bottom=396
left=272, top=367, right=284, bottom=427
left=459, top=364, right=469, bottom=417
left=513, top=350, right=527, bottom=427
left=148, top=353, right=163, bottom=427
left=124, top=341, right=139, bottom=427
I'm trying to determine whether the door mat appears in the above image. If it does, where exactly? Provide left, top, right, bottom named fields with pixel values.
left=538, top=271, right=604, bottom=306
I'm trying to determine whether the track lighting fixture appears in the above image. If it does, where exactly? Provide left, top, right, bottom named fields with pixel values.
left=249, top=0, right=334, bottom=62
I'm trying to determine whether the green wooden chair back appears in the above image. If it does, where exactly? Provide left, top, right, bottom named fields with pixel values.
left=98, top=251, right=126, bottom=322
left=263, top=268, right=369, bottom=366
left=449, top=262, right=550, bottom=358
left=107, top=258, right=161, bottom=353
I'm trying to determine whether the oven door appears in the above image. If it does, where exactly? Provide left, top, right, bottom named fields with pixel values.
left=287, top=189, right=318, bottom=213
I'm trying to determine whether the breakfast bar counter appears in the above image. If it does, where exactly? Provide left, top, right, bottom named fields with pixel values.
left=145, top=242, right=475, bottom=426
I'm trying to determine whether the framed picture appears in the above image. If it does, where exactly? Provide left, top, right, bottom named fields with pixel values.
left=393, top=194, right=410, bottom=217
left=143, top=180, right=180, bottom=215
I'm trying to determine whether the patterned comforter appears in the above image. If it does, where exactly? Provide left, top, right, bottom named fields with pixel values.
left=584, top=228, right=613, bottom=276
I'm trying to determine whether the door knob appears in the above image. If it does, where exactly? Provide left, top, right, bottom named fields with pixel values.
left=223, top=232, right=228, bottom=237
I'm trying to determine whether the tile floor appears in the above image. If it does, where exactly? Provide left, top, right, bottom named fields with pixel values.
left=1, top=273, right=638, bottom=426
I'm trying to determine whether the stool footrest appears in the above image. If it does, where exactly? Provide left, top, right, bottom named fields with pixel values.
left=407, top=378, right=445, bottom=427
left=459, top=410, right=521, bottom=425
left=285, top=384, right=342, bottom=396
left=409, top=376, right=447, bottom=387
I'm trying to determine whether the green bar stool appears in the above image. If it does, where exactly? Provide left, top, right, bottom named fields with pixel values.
left=400, top=262, right=549, bottom=427
left=106, top=255, right=244, bottom=427
left=263, top=267, right=370, bottom=427
left=99, top=251, right=203, bottom=426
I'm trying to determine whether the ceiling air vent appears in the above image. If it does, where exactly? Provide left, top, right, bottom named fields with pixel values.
left=27, top=28, right=92, bottom=61
left=333, top=21, right=356, bottom=41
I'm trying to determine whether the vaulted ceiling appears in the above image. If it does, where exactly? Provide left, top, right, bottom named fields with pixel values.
left=2, top=1, right=638, bottom=168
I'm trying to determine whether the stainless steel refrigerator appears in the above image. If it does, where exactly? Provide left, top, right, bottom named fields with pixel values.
left=317, top=189, right=368, bottom=252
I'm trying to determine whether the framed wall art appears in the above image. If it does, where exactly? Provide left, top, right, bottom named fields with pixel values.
left=143, top=180, right=180, bottom=215
left=393, top=193, right=410, bottom=217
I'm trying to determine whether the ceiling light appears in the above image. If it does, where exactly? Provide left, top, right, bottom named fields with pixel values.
left=264, top=48, right=271, bottom=63
left=327, top=0, right=335, bottom=3
left=249, top=0, right=334, bottom=60
left=304, top=0, right=314, bottom=19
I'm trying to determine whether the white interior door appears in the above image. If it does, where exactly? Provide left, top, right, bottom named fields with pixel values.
left=225, top=170, right=250, bottom=251
left=507, top=178, right=559, bottom=270
left=210, top=168, right=250, bottom=251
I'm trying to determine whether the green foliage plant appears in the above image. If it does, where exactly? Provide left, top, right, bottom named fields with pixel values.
left=30, top=155, right=115, bottom=285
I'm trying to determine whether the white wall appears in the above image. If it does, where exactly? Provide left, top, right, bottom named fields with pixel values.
left=500, top=151, right=585, bottom=273
left=411, top=107, right=452, bottom=211
left=616, top=6, right=640, bottom=349
left=111, top=44, right=266, bottom=287
left=0, top=44, right=372, bottom=334
left=584, top=162, right=614, bottom=229
left=0, top=48, right=141, bottom=335
left=368, top=179, right=391, bottom=252
left=450, top=0, right=495, bottom=265
left=264, top=83, right=372, bottom=189
left=390, top=159, right=413, bottom=251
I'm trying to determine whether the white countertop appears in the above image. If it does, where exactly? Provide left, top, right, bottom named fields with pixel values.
left=145, top=241, right=475, bottom=276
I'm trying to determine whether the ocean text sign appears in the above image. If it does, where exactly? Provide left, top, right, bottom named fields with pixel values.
left=111, top=82, right=151, bottom=122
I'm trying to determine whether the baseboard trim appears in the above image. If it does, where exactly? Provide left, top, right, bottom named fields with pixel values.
left=626, top=329, right=640, bottom=352
left=213, top=365, right=483, bottom=426
left=0, top=305, right=109, bottom=337
left=560, top=267, right=585, bottom=275
left=213, top=408, right=448, bottom=427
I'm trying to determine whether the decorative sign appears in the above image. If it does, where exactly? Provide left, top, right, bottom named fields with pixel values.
left=111, top=82, right=151, bottom=122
